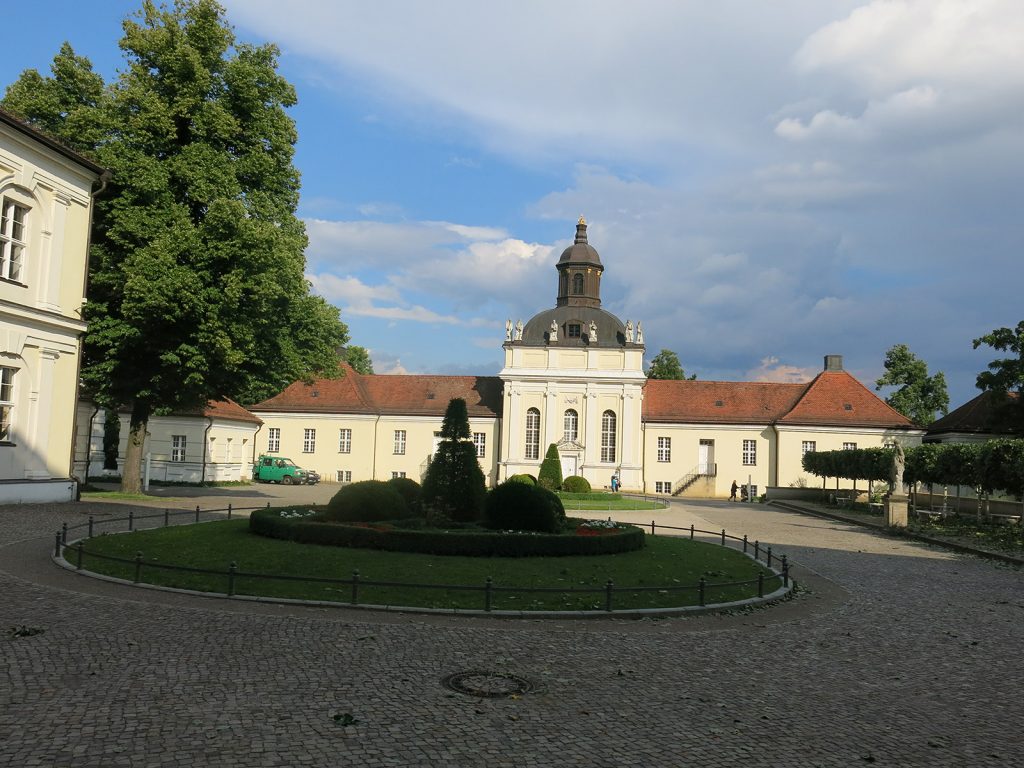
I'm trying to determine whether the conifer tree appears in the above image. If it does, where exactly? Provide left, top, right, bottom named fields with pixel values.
left=538, top=443, right=563, bottom=490
left=421, top=398, right=487, bottom=522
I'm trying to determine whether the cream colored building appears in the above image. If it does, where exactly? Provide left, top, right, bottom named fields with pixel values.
left=0, top=109, right=105, bottom=502
left=246, top=219, right=922, bottom=496
left=74, top=399, right=262, bottom=484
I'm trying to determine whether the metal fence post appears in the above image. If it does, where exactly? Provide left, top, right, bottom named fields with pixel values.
left=134, top=552, right=142, bottom=583
left=605, top=579, right=614, bottom=612
left=742, top=534, right=748, bottom=554
left=699, top=577, right=706, bottom=607
left=76, top=542, right=83, bottom=570
left=88, top=516, right=94, bottom=538
left=758, top=571, right=765, bottom=598
left=782, top=555, right=789, bottom=588
left=128, top=509, right=134, bottom=531
left=351, top=570, right=360, bottom=605
left=721, top=529, right=726, bottom=546
left=767, top=546, right=773, bottom=568
left=61, top=523, right=67, bottom=545
left=690, top=524, right=695, bottom=540
left=651, top=520, right=655, bottom=535
left=164, top=508, right=169, bottom=527
left=754, top=540, right=760, bottom=560
left=227, top=561, right=237, bottom=596
left=485, top=577, right=492, bottom=612
left=54, top=532, right=61, bottom=557
left=195, top=505, right=200, bottom=524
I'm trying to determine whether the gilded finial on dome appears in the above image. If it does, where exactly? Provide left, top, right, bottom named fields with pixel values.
left=578, top=215, right=586, bottom=225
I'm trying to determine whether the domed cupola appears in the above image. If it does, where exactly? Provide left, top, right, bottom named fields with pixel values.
left=556, top=216, right=603, bottom=309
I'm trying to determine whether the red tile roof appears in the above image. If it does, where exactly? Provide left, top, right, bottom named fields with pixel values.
left=174, top=398, right=264, bottom=425
left=250, top=367, right=503, bottom=418
left=643, top=371, right=916, bottom=429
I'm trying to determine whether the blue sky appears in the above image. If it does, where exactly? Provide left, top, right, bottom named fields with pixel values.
left=5, top=1, right=1023, bottom=409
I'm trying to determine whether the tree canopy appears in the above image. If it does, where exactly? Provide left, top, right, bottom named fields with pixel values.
left=647, top=349, right=696, bottom=380
left=344, top=345, right=374, bottom=375
left=973, top=321, right=1024, bottom=395
left=2, top=0, right=349, bottom=490
left=874, top=344, right=949, bottom=425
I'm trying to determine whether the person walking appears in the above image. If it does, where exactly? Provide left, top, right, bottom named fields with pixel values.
left=729, top=480, right=738, bottom=502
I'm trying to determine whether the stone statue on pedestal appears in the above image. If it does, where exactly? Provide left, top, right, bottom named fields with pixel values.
left=625, top=320, right=633, bottom=343
left=514, top=319, right=523, bottom=341
left=549, top=320, right=558, bottom=342
left=505, top=319, right=512, bottom=342
left=890, top=442, right=905, bottom=494
left=636, top=322, right=644, bottom=345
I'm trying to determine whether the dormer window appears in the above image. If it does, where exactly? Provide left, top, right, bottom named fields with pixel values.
left=567, top=323, right=581, bottom=338
left=572, top=273, right=584, bottom=295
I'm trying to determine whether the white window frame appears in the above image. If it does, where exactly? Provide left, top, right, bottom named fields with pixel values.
left=525, top=408, right=540, bottom=461
left=0, top=366, right=13, bottom=442
left=267, top=427, right=280, bottom=453
left=336, top=470, right=352, bottom=483
left=338, top=428, right=352, bottom=453
left=655, top=481, right=671, bottom=494
left=842, top=442, right=858, bottom=451
left=657, top=436, right=671, bottom=463
left=0, top=196, right=28, bottom=283
left=171, top=434, right=186, bottom=462
left=601, top=410, right=617, bottom=463
left=391, top=471, right=406, bottom=479
left=473, top=432, right=486, bottom=458
left=303, top=428, right=316, bottom=453
left=563, top=409, right=579, bottom=442
left=394, top=429, right=406, bottom=455
left=801, top=440, right=817, bottom=456
left=742, top=439, right=756, bottom=466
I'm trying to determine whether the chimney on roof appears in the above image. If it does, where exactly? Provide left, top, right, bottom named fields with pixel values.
left=824, top=355, right=844, bottom=372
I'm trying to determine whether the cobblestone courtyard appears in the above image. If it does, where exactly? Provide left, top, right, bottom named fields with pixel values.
left=1, top=490, right=1021, bottom=767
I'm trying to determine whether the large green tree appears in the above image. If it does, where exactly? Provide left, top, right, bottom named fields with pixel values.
left=646, top=349, right=696, bottom=380
left=344, top=345, right=374, bottom=375
left=874, top=344, right=949, bottom=426
left=973, top=321, right=1024, bottom=431
left=3, top=0, right=348, bottom=491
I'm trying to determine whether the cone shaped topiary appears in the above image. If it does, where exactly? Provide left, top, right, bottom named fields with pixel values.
left=421, top=398, right=487, bottom=522
left=538, top=443, right=563, bottom=490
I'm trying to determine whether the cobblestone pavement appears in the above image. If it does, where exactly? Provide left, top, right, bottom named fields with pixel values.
left=1, top=492, right=1021, bottom=767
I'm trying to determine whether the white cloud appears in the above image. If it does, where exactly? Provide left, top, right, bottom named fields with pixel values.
left=747, top=356, right=816, bottom=383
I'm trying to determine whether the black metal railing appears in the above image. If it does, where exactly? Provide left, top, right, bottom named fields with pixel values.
left=55, top=506, right=793, bottom=614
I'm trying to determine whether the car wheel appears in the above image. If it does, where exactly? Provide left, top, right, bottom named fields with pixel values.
left=282, top=475, right=293, bottom=485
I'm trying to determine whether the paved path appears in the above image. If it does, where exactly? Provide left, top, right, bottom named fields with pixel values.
left=1, top=492, right=1021, bottom=767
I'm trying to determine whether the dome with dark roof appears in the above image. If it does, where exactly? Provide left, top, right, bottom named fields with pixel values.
left=521, top=305, right=628, bottom=347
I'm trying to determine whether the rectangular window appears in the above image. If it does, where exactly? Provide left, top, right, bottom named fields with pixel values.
left=171, top=435, right=186, bottom=462
left=391, top=471, right=406, bottom=479
left=267, top=427, right=280, bottom=453
left=473, top=432, right=486, bottom=458
left=657, top=436, right=671, bottom=463
left=801, top=440, right=817, bottom=456
left=525, top=409, right=540, bottom=461
left=742, top=439, right=757, bottom=466
left=0, top=198, right=28, bottom=283
left=0, top=367, right=13, bottom=441
left=338, top=428, right=352, bottom=453
left=842, top=442, right=857, bottom=451
left=601, top=410, right=617, bottom=463
left=394, top=429, right=406, bottom=455
left=655, top=481, right=671, bottom=494
left=567, top=323, right=581, bottom=338
left=336, top=470, right=352, bottom=483
left=303, top=428, right=316, bottom=453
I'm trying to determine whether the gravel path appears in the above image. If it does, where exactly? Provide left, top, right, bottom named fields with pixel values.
left=1, top=491, right=1020, bottom=767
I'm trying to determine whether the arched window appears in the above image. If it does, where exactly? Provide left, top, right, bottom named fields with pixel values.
left=572, top=273, right=584, bottom=295
left=559, top=272, right=568, bottom=296
left=601, top=410, right=617, bottom=463
left=563, top=409, right=578, bottom=442
left=525, top=408, right=540, bottom=460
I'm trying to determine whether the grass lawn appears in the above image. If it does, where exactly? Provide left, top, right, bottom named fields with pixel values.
left=556, top=492, right=666, bottom=511
left=69, top=520, right=780, bottom=611
left=81, top=491, right=168, bottom=502
left=910, top=516, right=1024, bottom=555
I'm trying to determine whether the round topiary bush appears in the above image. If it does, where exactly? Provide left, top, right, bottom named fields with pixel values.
left=506, top=474, right=537, bottom=485
left=562, top=475, right=592, bottom=493
left=387, top=476, right=423, bottom=516
left=484, top=481, right=566, bottom=533
left=324, top=480, right=407, bottom=523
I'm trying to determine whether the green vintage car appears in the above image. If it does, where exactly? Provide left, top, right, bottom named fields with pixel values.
left=252, top=455, right=320, bottom=485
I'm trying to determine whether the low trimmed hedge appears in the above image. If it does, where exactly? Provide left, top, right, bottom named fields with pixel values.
left=249, top=507, right=644, bottom=557
left=559, top=491, right=621, bottom=501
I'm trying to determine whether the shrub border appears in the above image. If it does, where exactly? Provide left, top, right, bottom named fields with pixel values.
left=249, top=506, right=645, bottom=557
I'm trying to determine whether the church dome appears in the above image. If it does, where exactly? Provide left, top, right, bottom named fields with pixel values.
left=522, top=306, right=627, bottom=347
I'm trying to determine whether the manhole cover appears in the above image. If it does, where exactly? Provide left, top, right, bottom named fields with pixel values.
left=441, top=670, right=536, bottom=698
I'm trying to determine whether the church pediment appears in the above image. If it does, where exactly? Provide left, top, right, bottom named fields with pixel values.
left=556, top=437, right=585, bottom=451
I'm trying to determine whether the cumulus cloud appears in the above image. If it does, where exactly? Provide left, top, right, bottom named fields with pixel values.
left=747, top=357, right=817, bottom=383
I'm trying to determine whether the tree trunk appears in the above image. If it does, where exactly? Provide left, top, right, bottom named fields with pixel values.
left=121, top=401, right=150, bottom=494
